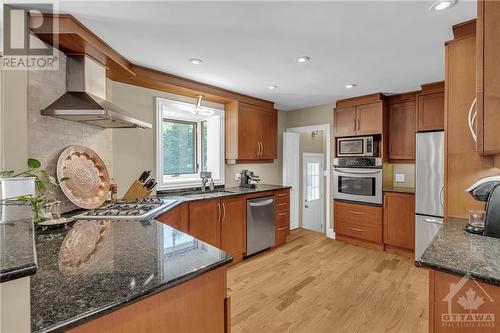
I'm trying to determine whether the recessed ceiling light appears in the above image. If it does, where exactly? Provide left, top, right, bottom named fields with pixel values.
left=268, top=85, right=278, bottom=90
left=296, top=56, right=310, bottom=63
left=189, top=58, right=203, bottom=65
left=430, top=0, right=457, bottom=12
left=345, top=84, right=357, bottom=89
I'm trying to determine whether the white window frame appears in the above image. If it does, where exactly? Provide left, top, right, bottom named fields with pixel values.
left=155, top=97, right=225, bottom=190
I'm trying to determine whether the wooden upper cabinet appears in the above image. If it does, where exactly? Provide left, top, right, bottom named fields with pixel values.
left=225, top=101, right=277, bottom=163
left=334, top=106, right=357, bottom=137
left=383, top=192, right=415, bottom=251
left=220, top=197, right=246, bottom=264
left=356, top=102, right=383, bottom=136
left=417, top=90, right=444, bottom=132
left=189, top=199, right=221, bottom=248
left=388, top=100, right=416, bottom=160
left=476, top=0, right=500, bottom=156
left=334, top=102, right=383, bottom=138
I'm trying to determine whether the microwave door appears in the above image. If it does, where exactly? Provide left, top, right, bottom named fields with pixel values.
left=338, top=139, right=364, bottom=156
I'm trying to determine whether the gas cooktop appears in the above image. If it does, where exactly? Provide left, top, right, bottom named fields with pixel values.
left=75, top=197, right=177, bottom=220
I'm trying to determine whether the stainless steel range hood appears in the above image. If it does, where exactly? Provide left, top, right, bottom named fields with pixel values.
left=41, top=55, right=152, bottom=129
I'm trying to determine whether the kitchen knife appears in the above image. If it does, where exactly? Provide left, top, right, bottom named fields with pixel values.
left=143, top=178, right=155, bottom=189
left=139, top=170, right=151, bottom=182
left=147, top=182, right=157, bottom=191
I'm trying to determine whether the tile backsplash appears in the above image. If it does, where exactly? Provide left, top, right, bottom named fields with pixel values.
left=392, top=164, right=415, bottom=188
left=27, top=48, right=113, bottom=213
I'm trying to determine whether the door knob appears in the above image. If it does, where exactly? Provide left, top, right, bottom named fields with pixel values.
left=305, top=204, right=309, bottom=208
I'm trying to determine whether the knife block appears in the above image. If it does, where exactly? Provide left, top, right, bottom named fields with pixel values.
left=122, top=180, right=152, bottom=201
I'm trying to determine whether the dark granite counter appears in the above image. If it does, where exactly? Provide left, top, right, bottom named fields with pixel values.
left=419, top=217, right=500, bottom=287
left=0, top=205, right=37, bottom=282
left=383, top=186, right=415, bottom=194
left=31, top=219, right=233, bottom=333
left=157, top=184, right=291, bottom=202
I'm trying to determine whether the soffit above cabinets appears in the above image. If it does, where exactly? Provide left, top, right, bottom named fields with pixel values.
left=29, top=13, right=274, bottom=109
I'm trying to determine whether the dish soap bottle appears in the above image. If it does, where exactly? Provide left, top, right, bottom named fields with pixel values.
left=109, top=178, right=118, bottom=203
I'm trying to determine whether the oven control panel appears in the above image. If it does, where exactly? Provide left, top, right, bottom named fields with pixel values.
left=333, top=157, right=382, bottom=168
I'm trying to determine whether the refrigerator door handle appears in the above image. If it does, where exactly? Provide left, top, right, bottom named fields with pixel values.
left=439, top=184, right=445, bottom=208
left=423, top=218, right=443, bottom=224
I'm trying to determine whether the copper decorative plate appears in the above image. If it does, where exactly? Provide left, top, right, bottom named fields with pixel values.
left=57, top=145, right=110, bottom=209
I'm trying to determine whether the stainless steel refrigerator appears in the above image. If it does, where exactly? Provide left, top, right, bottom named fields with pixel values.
left=415, top=131, right=444, bottom=261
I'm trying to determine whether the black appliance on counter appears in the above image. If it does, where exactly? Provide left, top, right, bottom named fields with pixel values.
left=239, top=170, right=260, bottom=188
left=466, top=175, right=500, bottom=238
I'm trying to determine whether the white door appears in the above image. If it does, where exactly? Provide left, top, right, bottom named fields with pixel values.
left=283, top=132, right=300, bottom=229
left=302, top=154, right=324, bottom=232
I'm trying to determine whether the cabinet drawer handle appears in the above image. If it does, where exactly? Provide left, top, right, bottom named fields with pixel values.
left=277, top=212, right=287, bottom=216
left=277, top=202, right=287, bottom=206
left=348, top=227, right=364, bottom=232
left=349, top=211, right=364, bottom=215
left=277, top=193, right=288, bottom=197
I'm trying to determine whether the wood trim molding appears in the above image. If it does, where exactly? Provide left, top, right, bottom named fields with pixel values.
left=335, top=93, right=384, bottom=108
left=452, top=19, right=477, bottom=40
left=385, top=90, right=420, bottom=105
left=420, top=81, right=444, bottom=94
left=29, top=13, right=274, bottom=108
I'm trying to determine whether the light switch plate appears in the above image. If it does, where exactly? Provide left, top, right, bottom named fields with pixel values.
left=235, top=173, right=241, bottom=181
left=395, top=174, right=405, bottom=183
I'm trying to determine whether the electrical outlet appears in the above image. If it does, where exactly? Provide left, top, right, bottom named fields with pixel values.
left=235, top=173, right=241, bottom=181
left=395, top=173, right=405, bottom=183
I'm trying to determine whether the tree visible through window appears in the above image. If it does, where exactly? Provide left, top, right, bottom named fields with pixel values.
left=201, top=120, right=208, bottom=172
left=163, top=119, right=196, bottom=175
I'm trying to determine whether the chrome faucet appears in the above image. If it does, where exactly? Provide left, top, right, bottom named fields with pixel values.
left=200, top=172, right=212, bottom=192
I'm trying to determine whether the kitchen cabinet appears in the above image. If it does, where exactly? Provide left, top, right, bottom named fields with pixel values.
left=275, top=189, right=291, bottom=246
left=388, top=99, right=416, bottom=160
left=445, top=20, right=500, bottom=219
left=429, top=270, right=500, bottom=333
left=417, top=84, right=444, bottom=132
left=475, top=0, right=500, bottom=156
left=68, top=267, right=229, bottom=333
left=155, top=204, right=189, bottom=233
left=220, top=196, right=246, bottom=264
left=225, top=101, right=277, bottom=163
left=334, top=200, right=383, bottom=249
left=189, top=199, right=221, bottom=248
left=383, top=192, right=415, bottom=253
left=334, top=102, right=383, bottom=137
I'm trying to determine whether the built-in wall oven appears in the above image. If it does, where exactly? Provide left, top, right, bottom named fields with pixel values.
left=333, top=157, right=383, bottom=205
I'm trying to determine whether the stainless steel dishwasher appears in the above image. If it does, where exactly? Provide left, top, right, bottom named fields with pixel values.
left=246, top=196, right=275, bottom=255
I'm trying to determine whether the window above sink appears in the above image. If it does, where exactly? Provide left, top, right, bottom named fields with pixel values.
left=156, top=97, right=225, bottom=190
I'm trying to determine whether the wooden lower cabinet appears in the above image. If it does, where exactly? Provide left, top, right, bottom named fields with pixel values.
left=220, top=196, right=246, bottom=264
left=275, top=189, right=291, bottom=246
left=189, top=199, right=221, bottom=248
left=155, top=203, right=189, bottom=233
left=68, top=267, right=229, bottom=333
left=383, top=192, right=415, bottom=256
left=429, top=270, right=500, bottom=333
left=334, top=200, right=383, bottom=249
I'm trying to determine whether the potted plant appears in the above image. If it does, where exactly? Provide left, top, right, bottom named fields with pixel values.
left=1, top=159, right=69, bottom=223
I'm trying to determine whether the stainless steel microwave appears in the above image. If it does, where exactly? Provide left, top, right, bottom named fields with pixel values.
left=337, top=136, right=378, bottom=157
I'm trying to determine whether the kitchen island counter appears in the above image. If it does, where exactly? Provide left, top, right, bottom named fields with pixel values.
left=31, top=218, right=232, bottom=333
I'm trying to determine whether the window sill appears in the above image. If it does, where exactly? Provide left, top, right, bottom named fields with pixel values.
left=157, top=180, right=225, bottom=191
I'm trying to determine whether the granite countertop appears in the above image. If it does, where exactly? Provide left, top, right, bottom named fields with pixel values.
left=383, top=186, right=415, bottom=194
left=157, top=184, right=291, bottom=202
left=0, top=205, right=37, bottom=282
left=31, top=219, right=233, bottom=333
left=419, top=217, right=500, bottom=287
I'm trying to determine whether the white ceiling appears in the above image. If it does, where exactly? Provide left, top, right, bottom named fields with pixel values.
left=11, top=1, right=477, bottom=110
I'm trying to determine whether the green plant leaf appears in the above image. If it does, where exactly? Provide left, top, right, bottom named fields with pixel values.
left=60, top=177, right=70, bottom=182
left=27, top=158, right=41, bottom=169
left=0, top=170, right=14, bottom=177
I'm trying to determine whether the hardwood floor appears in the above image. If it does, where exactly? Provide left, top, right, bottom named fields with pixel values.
left=227, top=229, right=429, bottom=333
